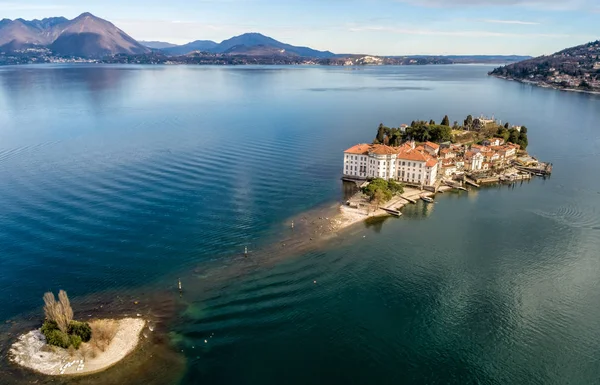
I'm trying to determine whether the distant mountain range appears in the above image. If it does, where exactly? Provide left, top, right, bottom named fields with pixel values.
left=1, top=12, right=531, bottom=64
left=0, top=13, right=149, bottom=56
left=157, top=32, right=334, bottom=58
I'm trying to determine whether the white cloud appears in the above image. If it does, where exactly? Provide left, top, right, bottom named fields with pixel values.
left=480, top=19, right=540, bottom=25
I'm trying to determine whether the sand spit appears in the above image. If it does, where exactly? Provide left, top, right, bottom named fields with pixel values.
left=9, top=318, right=146, bottom=376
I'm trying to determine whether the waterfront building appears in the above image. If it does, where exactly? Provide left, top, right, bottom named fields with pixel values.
left=343, top=142, right=439, bottom=186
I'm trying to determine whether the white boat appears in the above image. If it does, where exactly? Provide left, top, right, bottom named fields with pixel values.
left=421, top=196, right=434, bottom=203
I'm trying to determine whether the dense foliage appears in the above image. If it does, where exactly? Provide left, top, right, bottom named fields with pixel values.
left=489, top=40, right=600, bottom=90
left=41, top=320, right=86, bottom=349
left=69, top=320, right=93, bottom=342
left=362, top=178, right=404, bottom=206
left=41, top=290, right=92, bottom=350
left=495, top=125, right=528, bottom=149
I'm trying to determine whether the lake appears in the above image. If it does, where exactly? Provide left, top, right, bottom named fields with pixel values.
left=0, top=64, right=599, bottom=384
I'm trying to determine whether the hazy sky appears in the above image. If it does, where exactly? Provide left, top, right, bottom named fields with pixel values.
left=2, top=0, right=599, bottom=55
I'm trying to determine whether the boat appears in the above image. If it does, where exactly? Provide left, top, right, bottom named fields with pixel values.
left=420, top=195, right=434, bottom=203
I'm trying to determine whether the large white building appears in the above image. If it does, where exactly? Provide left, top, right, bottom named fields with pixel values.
left=343, top=143, right=439, bottom=186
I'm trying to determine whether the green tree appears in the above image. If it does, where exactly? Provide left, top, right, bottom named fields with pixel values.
left=376, top=123, right=385, bottom=143
left=508, top=128, right=520, bottom=144
left=361, top=178, right=404, bottom=207
left=520, top=126, right=528, bottom=134
left=504, top=122, right=510, bottom=129
left=441, top=115, right=450, bottom=126
left=429, top=119, right=436, bottom=125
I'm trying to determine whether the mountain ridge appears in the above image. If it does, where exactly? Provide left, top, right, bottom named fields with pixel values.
left=0, top=12, right=149, bottom=56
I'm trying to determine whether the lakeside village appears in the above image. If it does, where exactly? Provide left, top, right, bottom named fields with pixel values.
left=341, top=115, right=552, bottom=217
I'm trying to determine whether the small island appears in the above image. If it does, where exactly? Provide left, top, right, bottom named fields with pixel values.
left=340, top=115, right=551, bottom=220
left=9, top=290, right=146, bottom=376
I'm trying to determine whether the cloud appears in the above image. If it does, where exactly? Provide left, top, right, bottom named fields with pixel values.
left=480, top=19, right=540, bottom=25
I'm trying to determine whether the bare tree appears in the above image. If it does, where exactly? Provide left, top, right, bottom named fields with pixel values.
left=43, top=290, right=74, bottom=333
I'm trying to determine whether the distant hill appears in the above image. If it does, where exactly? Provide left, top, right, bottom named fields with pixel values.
left=223, top=44, right=298, bottom=56
left=162, top=40, right=219, bottom=55
left=140, top=40, right=178, bottom=49
left=162, top=33, right=334, bottom=58
left=490, top=40, right=600, bottom=92
left=0, top=12, right=150, bottom=57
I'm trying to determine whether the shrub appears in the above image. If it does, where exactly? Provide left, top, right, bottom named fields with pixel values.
left=45, top=329, right=71, bottom=349
left=90, top=319, right=118, bottom=352
left=69, top=321, right=92, bottom=342
left=41, top=320, right=59, bottom=336
left=70, top=334, right=82, bottom=350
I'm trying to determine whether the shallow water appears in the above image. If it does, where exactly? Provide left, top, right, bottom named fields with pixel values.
left=1, top=64, right=599, bottom=384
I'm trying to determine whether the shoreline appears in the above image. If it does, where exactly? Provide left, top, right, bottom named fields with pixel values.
left=9, top=318, right=146, bottom=377
left=490, top=74, right=600, bottom=95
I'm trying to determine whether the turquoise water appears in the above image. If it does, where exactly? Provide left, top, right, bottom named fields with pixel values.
left=1, top=65, right=600, bottom=384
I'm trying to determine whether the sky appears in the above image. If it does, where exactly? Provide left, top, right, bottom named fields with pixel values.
left=1, top=0, right=599, bottom=56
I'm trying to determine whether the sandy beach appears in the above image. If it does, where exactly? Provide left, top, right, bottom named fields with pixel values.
left=9, top=318, right=146, bottom=376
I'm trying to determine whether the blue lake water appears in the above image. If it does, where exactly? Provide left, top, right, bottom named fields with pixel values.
left=1, top=64, right=600, bottom=384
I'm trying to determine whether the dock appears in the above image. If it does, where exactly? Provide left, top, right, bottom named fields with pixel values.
left=464, top=178, right=480, bottom=188
left=400, top=195, right=417, bottom=204
left=381, top=208, right=402, bottom=217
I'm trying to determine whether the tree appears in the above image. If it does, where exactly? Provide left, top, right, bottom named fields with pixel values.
left=464, top=115, right=473, bottom=130
left=508, top=128, right=520, bottom=144
left=520, top=126, right=528, bottom=134
left=518, top=132, right=528, bottom=149
left=441, top=115, right=450, bottom=126
left=361, top=178, right=403, bottom=207
left=504, top=122, right=510, bottom=129
left=376, top=123, right=385, bottom=143
left=43, top=290, right=74, bottom=333
left=429, top=119, right=436, bottom=125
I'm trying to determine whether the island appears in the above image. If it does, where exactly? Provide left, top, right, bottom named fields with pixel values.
left=489, top=40, right=600, bottom=94
left=9, top=290, right=146, bottom=376
left=339, top=115, right=551, bottom=219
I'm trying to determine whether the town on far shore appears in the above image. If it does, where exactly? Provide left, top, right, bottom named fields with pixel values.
left=340, top=114, right=552, bottom=216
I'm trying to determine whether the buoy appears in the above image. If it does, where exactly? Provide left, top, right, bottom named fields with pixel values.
left=178, top=278, right=182, bottom=292
left=313, top=280, right=317, bottom=284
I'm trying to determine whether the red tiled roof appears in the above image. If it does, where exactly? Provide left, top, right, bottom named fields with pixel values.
left=425, top=141, right=440, bottom=149
left=426, top=159, right=437, bottom=167
left=344, top=144, right=371, bottom=155
left=370, top=144, right=398, bottom=155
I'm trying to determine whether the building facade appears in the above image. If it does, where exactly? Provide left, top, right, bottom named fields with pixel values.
left=344, top=143, right=439, bottom=186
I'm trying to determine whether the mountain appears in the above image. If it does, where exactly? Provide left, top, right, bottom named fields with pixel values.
left=0, top=19, right=50, bottom=50
left=49, top=13, right=150, bottom=57
left=0, top=12, right=150, bottom=57
left=140, top=40, right=178, bottom=49
left=18, top=17, right=68, bottom=31
left=223, top=44, right=298, bottom=56
left=214, top=33, right=333, bottom=58
left=490, top=40, right=600, bottom=91
left=162, top=40, right=219, bottom=55
left=162, top=33, right=334, bottom=58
